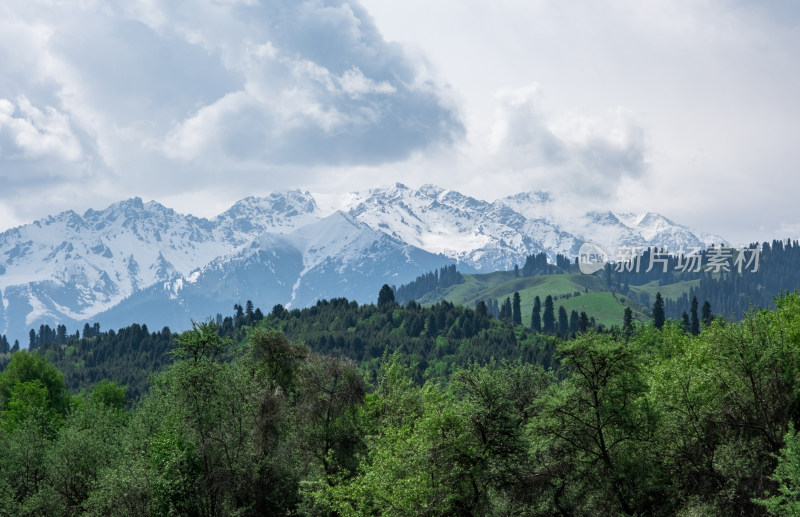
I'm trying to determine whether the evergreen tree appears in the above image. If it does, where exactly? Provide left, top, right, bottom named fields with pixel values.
left=378, top=284, right=396, bottom=310
left=653, top=292, right=666, bottom=330
left=681, top=311, right=690, bottom=333
left=512, top=292, right=522, bottom=325
left=558, top=306, right=569, bottom=338
left=623, top=307, right=634, bottom=337
left=701, top=300, right=713, bottom=327
left=500, top=297, right=512, bottom=321
left=690, top=296, right=700, bottom=335
left=56, top=324, right=67, bottom=345
left=570, top=310, right=580, bottom=335
left=475, top=300, right=489, bottom=319
left=543, top=295, right=556, bottom=334
left=531, top=296, right=542, bottom=332
left=514, top=264, right=520, bottom=278
left=579, top=311, right=590, bottom=332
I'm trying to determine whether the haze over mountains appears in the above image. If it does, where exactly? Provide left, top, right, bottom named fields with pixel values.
left=0, top=183, right=725, bottom=342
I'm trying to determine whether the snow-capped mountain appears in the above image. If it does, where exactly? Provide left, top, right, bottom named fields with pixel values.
left=347, top=184, right=580, bottom=271
left=498, top=192, right=727, bottom=252
left=0, top=184, right=726, bottom=343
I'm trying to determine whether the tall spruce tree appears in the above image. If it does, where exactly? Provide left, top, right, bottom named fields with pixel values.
left=623, top=307, right=634, bottom=337
left=701, top=300, right=713, bottom=327
left=378, top=284, right=396, bottom=310
left=579, top=311, right=590, bottom=332
left=690, top=296, right=700, bottom=335
left=531, top=296, right=542, bottom=332
left=512, top=292, right=522, bottom=325
left=500, top=297, right=512, bottom=321
left=653, top=292, right=666, bottom=330
left=558, top=306, right=569, bottom=338
left=543, top=295, right=556, bottom=334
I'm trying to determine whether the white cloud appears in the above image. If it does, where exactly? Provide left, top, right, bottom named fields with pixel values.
left=487, top=84, right=647, bottom=199
left=338, top=67, right=396, bottom=98
left=0, top=96, right=82, bottom=161
left=0, top=0, right=798, bottom=248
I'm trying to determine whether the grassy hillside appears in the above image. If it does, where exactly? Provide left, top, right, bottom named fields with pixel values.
left=630, top=279, right=699, bottom=300
left=419, top=271, right=645, bottom=329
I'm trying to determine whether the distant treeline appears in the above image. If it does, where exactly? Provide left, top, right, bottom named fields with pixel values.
left=603, top=239, right=800, bottom=319
left=394, top=264, right=464, bottom=304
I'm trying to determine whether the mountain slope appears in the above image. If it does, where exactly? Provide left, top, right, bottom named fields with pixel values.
left=92, top=214, right=452, bottom=333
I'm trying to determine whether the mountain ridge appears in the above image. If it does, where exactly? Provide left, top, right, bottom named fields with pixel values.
left=0, top=184, right=726, bottom=342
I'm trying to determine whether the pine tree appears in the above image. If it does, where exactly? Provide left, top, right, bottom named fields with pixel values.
left=512, top=292, right=522, bottom=325
left=378, top=284, right=396, bottom=310
left=681, top=311, right=690, bottom=333
left=701, top=300, right=713, bottom=327
left=623, top=307, right=634, bottom=337
left=500, top=297, right=512, bottom=321
left=558, top=306, right=569, bottom=338
left=579, top=311, right=590, bottom=332
left=543, top=295, right=556, bottom=334
left=570, top=310, right=580, bottom=335
left=56, top=324, right=67, bottom=345
left=531, top=296, right=542, bottom=332
left=690, top=296, right=700, bottom=335
left=653, top=292, right=666, bottom=330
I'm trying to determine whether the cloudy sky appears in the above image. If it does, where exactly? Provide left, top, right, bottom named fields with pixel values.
left=0, top=0, right=798, bottom=245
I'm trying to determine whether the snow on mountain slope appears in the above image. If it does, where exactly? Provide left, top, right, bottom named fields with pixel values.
left=0, top=192, right=323, bottom=338
left=348, top=183, right=579, bottom=271
left=497, top=194, right=727, bottom=253
left=284, top=211, right=453, bottom=308
left=495, top=191, right=554, bottom=221
left=92, top=214, right=452, bottom=332
left=213, top=190, right=322, bottom=243
left=0, top=198, right=224, bottom=325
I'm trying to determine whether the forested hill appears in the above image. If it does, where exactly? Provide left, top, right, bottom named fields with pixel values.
left=3, top=294, right=563, bottom=401
left=4, top=291, right=800, bottom=514
left=262, top=295, right=558, bottom=382
left=396, top=239, right=800, bottom=326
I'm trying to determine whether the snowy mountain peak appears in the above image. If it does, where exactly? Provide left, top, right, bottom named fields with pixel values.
left=497, top=191, right=554, bottom=221
left=214, top=190, right=321, bottom=238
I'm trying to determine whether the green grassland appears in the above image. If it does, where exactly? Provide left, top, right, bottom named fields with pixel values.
left=421, top=271, right=647, bottom=329
left=630, top=279, right=699, bottom=300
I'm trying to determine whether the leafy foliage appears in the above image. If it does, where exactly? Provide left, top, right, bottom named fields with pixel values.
left=5, top=291, right=800, bottom=515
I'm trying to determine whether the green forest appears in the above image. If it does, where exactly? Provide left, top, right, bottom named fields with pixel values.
left=3, top=285, right=800, bottom=515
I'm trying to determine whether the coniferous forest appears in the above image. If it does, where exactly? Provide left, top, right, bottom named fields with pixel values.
left=3, top=282, right=800, bottom=515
